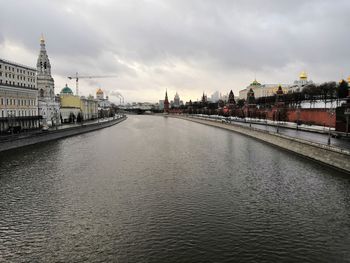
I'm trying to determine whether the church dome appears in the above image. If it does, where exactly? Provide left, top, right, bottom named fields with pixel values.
left=250, top=79, right=261, bottom=86
left=300, top=71, right=307, bottom=80
left=347, top=76, right=350, bottom=84
left=61, top=84, right=73, bottom=95
left=96, top=88, right=104, bottom=94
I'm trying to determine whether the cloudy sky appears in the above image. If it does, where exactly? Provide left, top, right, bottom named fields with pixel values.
left=1, top=0, right=349, bottom=103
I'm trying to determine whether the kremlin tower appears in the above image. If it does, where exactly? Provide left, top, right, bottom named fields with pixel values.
left=164, top=90, right=170, bottom=113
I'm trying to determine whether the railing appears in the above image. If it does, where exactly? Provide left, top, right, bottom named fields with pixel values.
left=185, top=115, right=350, bottom=156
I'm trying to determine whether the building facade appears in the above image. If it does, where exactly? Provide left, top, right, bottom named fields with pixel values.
left=60, top=84, right=98, bottom=123
left=173, top=92, right=180, bottom=108
left=96, top=88, right=111, bottom=108
left=289, top=71, right=314, bottom=93
left=37, top=36, right=60, bottom=126
left=239, top=79, right=290, bottom=100
left=80, top=95, right=98, bottom=120
left=0, top=58, right=40, bottom=133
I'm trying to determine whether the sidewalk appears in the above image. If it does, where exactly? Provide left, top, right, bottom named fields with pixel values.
left=0, top=115, right=125, bottom=141
left=243, top=118, right=333, bottom=134
left=193, top=114, right=341, bottom=135
left=49, top=116, right=119, bottom=131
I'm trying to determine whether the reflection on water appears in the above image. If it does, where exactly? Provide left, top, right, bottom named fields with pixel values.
left=0, top=115, right=350, bottom=262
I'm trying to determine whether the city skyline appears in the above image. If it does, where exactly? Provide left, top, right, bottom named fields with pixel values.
left=1, top=0, right=350, bottom=103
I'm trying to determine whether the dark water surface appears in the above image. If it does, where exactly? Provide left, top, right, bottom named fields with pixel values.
left=0, top=115, right=350, bottom=262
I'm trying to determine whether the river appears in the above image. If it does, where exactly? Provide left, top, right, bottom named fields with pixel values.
left=0, top=115, right=349, bottom=262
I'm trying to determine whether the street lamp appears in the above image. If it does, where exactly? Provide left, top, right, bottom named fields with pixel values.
left=248, top=109, right=251, bottom=128
left=276, top=109, right=279, bottom=133
left=345, top=108, right=350, bottom=136
left=296, top=106, right=301, bottom=131
left=327, top=107, right=335, bottom=145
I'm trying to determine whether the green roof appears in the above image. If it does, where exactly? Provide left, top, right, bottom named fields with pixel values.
left=250, top=79, right=261, bottom=86
left=61, top=84, right=73, bottom=94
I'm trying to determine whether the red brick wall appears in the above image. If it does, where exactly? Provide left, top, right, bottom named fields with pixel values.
left=287, top=109, right=335, bottom=127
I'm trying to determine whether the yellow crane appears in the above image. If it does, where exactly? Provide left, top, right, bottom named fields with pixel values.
left=67, top=72, right=117, bottom=95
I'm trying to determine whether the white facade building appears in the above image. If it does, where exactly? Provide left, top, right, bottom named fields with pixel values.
left=289, top=71, right=314, bottom=93
left=239, top=79, right=290, bottom=100
left=96, top=88, right=111, bottom=108
left=36, top=36, right=60, bottom=126
left=0, top=58, right=40, bottom=133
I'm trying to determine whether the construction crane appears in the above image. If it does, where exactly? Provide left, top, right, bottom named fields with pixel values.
left=67, top=72, right=117, bottom=95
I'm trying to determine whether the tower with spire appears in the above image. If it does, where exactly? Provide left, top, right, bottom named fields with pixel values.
left=36, top=35, right=60, bottom=126
left=37, top=34, right=55, bottom=100
left=164, top=90, right=170, bottom=113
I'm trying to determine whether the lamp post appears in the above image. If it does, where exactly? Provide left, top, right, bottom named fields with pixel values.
left=276, top=109, right=279, bottom=133
left=345, top=108, right=350, bottom=136
left=248, top=109, right=251, bottom=128
left=327, top=107, right=335, bottom=145
left=296, top=106, right=301, bottom=131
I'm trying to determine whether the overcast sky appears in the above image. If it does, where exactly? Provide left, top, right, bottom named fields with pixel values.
left=1, top=0, right=350, bottom=103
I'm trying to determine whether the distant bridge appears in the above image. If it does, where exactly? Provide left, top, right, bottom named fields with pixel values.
left=119, top=105, right=161, bottom=114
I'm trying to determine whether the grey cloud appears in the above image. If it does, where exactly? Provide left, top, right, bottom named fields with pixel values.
left=1, top=0, right=350, bottom=101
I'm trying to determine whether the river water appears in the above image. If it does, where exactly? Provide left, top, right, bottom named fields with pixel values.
left=0, top=115, right=349, bottom=262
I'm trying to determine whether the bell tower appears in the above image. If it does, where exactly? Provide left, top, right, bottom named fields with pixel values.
left=36, top=34, right=60, bottom=126
left=36, top=34, right=55, bottom=100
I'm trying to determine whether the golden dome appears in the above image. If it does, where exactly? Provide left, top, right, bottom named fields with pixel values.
left=347, top=76, right=350, bottom=84
left=96, top=88, right=103, bottom=94
left=40, top=33, right=45, bottom=43
left=299, top=71, right=307, bottom=80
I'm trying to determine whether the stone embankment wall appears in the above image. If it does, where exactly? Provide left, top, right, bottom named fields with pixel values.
left=173, top=116, right=350, bottom=174
left=0, top=117, right=127, bottom=153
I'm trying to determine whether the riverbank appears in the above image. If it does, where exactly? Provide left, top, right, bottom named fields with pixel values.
left=0, top=116, right=127, bottom=153
left=171, top=115, right=350, bottom=174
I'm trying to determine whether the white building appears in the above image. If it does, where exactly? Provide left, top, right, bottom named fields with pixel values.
left=0, top=58, right=40, bottom=133
left=239, top=79, right=290, bottom=100
left=210, top=91, right=220, bottom=102
left=289, top=71, right=314, bottom=93
left=173, top=92, right=180, bottom=108
left=96, top=88, right=111, bottom=109
left=159, top=100, right=164, bottom=110
left=37, top=35, right=60, bottom=126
